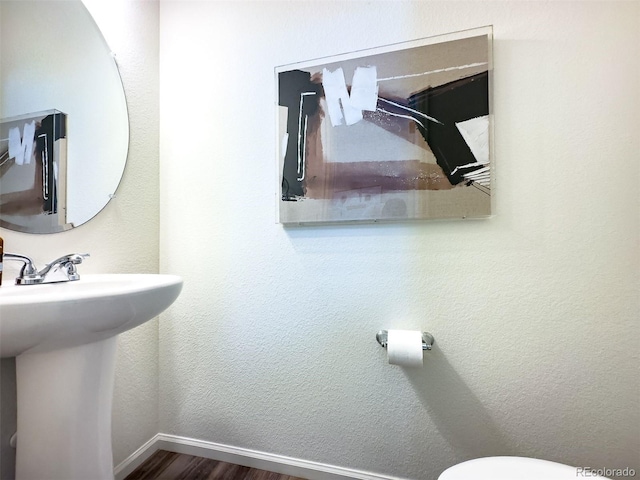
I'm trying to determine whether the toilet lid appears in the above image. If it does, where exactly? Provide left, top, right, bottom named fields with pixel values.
left=438, top=456, right=610, bottom=480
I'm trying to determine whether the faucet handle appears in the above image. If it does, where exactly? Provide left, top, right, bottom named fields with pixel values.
left=63, top=254, right=89, bottom=279
left=40, top=253, right=90, bottom=282
left=3, top=253, right=42, bottom=285
left=46, top=253, right=89, bottom=266
left=62, top=253, right=89, bottom=265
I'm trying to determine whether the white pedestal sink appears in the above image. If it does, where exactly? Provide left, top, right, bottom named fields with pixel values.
left=0, top=274, right=183, bottom=480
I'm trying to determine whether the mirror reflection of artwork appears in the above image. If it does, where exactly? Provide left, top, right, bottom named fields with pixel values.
left=0, top=0, right=129, bottom=234
left=0, top=110, right=72, bottom=233
left=276, top=27, right=493, bottom=225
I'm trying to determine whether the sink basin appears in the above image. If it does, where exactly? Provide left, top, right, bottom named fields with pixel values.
left=0, top=273, right=183, bottom=357
left=439, top=456, right=611, bottom=480
left=0, top=273, right=183, bottom=480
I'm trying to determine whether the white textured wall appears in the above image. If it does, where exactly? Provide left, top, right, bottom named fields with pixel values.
left=0, top=0, right=160, bottom=472
left=159, top=1, right=639, bottom=479
left=93, top=1, right=161, bottom=465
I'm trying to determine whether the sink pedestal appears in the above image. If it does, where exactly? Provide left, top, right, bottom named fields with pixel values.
left=1, top=274, right=184, bottom=478
left=15, top=337, right=118, bottom=480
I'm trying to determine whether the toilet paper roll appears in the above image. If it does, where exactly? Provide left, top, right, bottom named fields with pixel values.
left=387, top=330, right=424, bottom=367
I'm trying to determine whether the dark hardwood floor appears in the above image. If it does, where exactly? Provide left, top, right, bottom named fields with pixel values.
left=124, top=450, right=307, bottom=480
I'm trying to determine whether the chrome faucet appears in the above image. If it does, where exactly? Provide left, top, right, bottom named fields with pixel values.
left=3, top=253, right=89, bottom=285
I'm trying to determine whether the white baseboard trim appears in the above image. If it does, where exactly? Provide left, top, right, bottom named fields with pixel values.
left=113, top=434, right=162, bottom=480
left=114, top=433, right=406, bottom=480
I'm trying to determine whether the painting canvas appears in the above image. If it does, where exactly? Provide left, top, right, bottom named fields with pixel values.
left=276, top=27, right=493, bottom=225
left=0, top=110, right=70, bottom=233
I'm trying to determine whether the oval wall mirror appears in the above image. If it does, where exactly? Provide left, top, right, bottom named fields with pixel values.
left=0, top=0, right=129, bottom=234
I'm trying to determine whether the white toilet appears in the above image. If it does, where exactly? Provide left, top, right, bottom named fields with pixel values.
left=438, top=456, right=611, bottom=480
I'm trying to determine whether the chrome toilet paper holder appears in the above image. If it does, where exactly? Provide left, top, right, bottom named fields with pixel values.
left=376, top=330, right=435, bottom=351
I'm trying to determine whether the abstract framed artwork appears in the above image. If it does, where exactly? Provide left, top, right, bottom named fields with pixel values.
left=0, top=110, right=70, bottom=233
left=275, top=26, right=493, bottom=225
